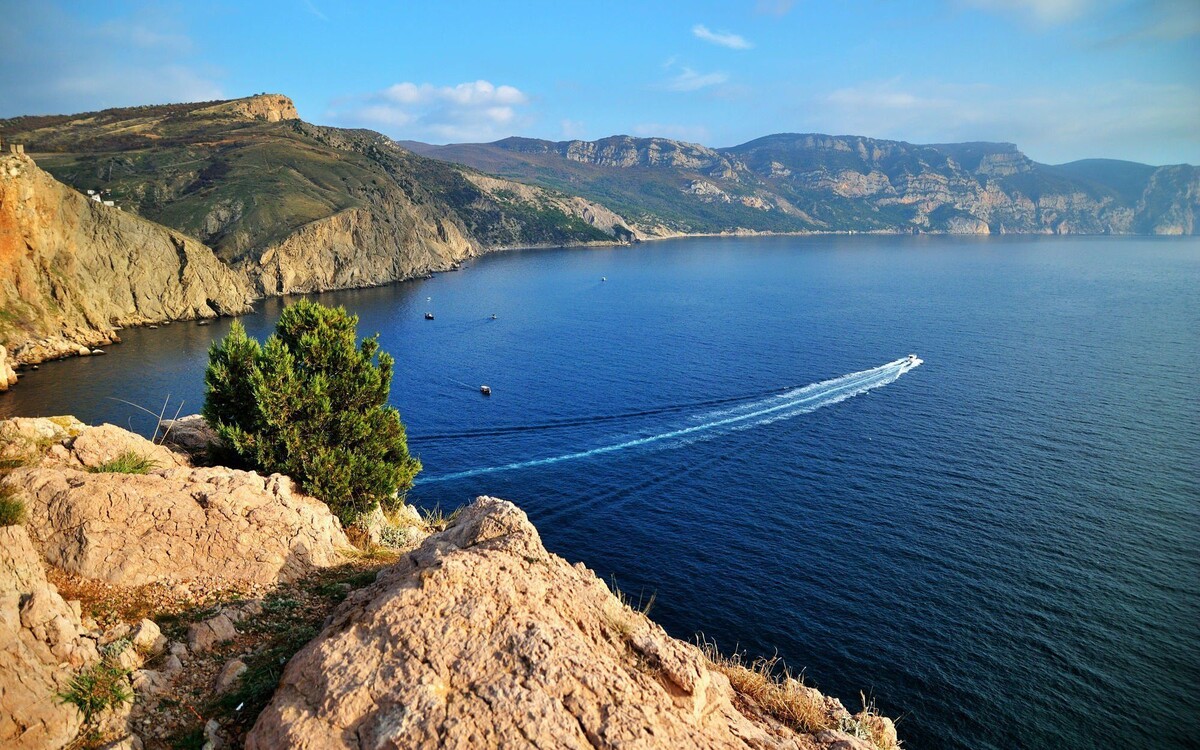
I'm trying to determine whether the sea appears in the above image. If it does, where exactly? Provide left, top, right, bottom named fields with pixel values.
left=3, top=234, right=1197, bottom=750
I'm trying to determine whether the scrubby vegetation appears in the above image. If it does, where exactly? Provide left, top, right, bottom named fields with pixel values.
left=0, top=484, right=25, bottom=525
left=88, top=451, right=159, bottom=475
left=203, top=300, right=420, bottom=525
left=59, top=641, right=133, bottom=726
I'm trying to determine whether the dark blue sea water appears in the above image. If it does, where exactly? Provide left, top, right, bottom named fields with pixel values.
left=4, top=235, right=1198, bottom=749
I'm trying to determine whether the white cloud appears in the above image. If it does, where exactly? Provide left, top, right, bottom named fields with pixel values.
left=692, top=24, right=754, bottom=50
left=959, top=0, right=1095, bottom=24
left=804, top=77, right=1200, bottom=163
left=329, top=80, right=533, bottom=143
left=560, top=119, right=587, bottom=139
left=668, top=68, right=730, bottom=91
left=303, top=0, right=328, bottom=21
left=755, top=0, right=795, bottom=16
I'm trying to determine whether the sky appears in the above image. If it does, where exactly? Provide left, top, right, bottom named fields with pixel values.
left=0, top=0, right=1197, bottom=165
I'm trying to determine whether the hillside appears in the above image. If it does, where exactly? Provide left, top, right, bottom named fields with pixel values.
left=409, top=134, right=1199, bottom=236
left=0, top=151, right=252, bottom=365
left=0, top=95, right=638, bottom=298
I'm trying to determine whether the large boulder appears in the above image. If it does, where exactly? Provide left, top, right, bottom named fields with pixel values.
left=1, top=417, right=351, bottom=586
left=247, top=497, right=862, bottom=749
left=0, top=525, right=98, bottom=749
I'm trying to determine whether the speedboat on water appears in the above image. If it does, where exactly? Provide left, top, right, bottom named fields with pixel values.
left=906, top=353, right=922, bottom=366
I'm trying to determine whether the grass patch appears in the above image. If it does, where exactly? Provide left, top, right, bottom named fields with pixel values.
left=420, top=503, right=460, bottom=532
left=698, top=637, right=834, bottom=735
left=59, top=641, right=133, bottom=725
left=0, top=485, right=25, bottom=526
left=603, top=577, right=656, bottom=641
left=88, top=451, right=159, bottom=474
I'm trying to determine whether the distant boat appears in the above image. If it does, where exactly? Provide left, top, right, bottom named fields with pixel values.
left=480, top=385, right=492, bottom=395
left=424, top=312, right=435, bottom=320
left=490, top=314, right=497, bottom=320
left=601, top=276, right=607, bottom=281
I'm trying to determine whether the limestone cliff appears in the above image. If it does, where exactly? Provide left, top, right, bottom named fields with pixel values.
left=0, top=153, right=253, bottom=364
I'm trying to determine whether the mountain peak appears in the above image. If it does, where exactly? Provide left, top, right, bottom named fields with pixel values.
left=198, top=93, right=298, bottom=123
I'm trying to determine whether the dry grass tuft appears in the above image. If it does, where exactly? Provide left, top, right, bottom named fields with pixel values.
left=698, top=637, right=835, bottom=735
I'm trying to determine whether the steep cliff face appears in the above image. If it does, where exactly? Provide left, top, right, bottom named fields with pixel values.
left=0, top=153, right=253, bottom=363
left=415, top=134, right=1198, bottom=236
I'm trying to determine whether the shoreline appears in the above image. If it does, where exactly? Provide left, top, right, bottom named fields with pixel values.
left=0, top=227, right=1184, bottom=386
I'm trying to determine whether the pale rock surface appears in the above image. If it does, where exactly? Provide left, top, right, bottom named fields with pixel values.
left=0, top=344, right=17, bottom=390
left=0, top=525, right=97, bottom=749
left=247, top=497, right=880, bottom=750
left=187, top=613, right=239, bottom=654
left=2, top=417, right=350, bottom=586
left=212, top=658, right=248, bottom=695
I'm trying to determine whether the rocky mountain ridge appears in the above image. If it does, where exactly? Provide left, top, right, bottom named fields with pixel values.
left=0, top=95, right=639, bottom=371
left=410, top=133, right=1199, bottom=236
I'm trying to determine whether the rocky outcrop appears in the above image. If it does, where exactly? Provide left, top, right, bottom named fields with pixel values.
left=0, top=153, right=253, bottom=364
left=1, top=417, right=350, bottom=586
left=464, top=172, right=643, bottom=242
left=0, top=524, right=97, bottom=749
left=247, top=497, right=896, bottom=750
left=0, top=344, right=16, bottom=391
left=251, top=204, right=474, bottom=296
left=195, top=93, right=299, bottom=123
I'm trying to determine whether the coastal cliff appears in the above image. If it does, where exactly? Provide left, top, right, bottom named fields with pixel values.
left=0, top=94, right=638, bottom=302
left=0, top=417, right=900, bottom=750
left=0, top=153, right=253, bottom=366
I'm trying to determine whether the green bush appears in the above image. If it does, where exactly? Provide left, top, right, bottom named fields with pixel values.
left=0, top=486, right=25, bottom=526
left=203, top=300, right=420, bottom=524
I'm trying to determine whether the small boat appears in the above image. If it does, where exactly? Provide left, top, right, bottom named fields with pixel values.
left=480, top=385, right=492, bottom=396
left=424, top=312, right=435, bottom=320
left=490, top=314, right=497, bottom=320
left=601, top=276, right=607, bottom=282
left=906, top=353, right=922, bottom=366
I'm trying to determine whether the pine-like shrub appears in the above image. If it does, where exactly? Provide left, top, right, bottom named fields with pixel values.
left=203, top=301, right=421, bottom=524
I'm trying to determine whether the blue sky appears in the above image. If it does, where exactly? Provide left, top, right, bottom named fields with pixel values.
left=1, top=0, right=1197, bottom=164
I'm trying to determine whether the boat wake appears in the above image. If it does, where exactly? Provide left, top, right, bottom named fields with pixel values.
left=418, top=356, right=921, bottom=484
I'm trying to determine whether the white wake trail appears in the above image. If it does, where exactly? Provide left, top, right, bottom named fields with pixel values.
left=419, top=357, right=921, bottom=484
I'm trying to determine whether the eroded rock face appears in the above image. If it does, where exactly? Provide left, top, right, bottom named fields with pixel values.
left=0, top=345, right=17, bottom=391
left=2, top=418, right=350, bottom=586
left=0, top=525, right=97, bottom=749
left=247, top=497, right=874, bottom=750
left=0, top=153, right=253, bottom=365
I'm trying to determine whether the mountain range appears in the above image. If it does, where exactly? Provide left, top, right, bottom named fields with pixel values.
left=406, top=135, right=1197, bottom=236
left=0, top=93, right=1196, bottom=371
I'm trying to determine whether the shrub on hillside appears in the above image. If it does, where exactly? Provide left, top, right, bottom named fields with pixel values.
left=203, top=301, right=421, bottom=525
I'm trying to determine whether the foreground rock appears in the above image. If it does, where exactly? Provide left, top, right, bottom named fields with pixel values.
left=1, top=417, right=351, bottom=586
left=248, top=497, right=895, bottom=750
left=0, top=525, right=98, bottom=748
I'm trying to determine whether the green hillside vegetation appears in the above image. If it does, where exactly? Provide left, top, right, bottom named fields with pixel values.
left=1, top=96, right=627, bottom=270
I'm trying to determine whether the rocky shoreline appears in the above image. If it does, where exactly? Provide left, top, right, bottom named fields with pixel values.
left=0, top=415, right=900, bottom=749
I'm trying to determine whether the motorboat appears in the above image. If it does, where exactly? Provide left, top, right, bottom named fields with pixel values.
left=906, top=353, right=922, bottom=366
left=480, top=385, right=492, bottom=395
left=424, top=312, right=435, bottom=320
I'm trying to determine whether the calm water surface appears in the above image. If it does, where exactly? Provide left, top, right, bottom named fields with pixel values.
left=4, top=235, right=1198, bottom=750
